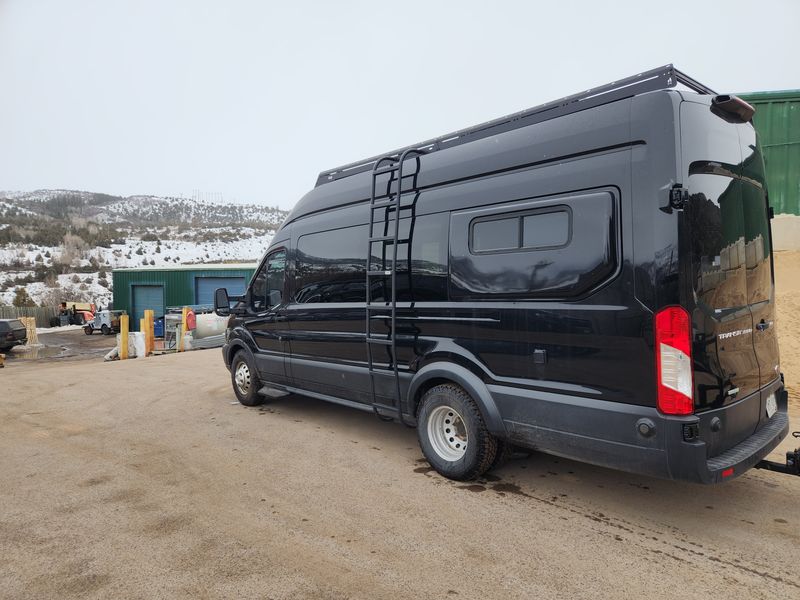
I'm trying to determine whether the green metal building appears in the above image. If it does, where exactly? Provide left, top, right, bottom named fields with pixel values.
left=739, top=90, right=800, bottom=216
left=112, top=264, right=257, bottom=331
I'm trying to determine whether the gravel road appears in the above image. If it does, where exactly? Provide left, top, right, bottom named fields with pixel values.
left=1, top=349, right=798, bottom=600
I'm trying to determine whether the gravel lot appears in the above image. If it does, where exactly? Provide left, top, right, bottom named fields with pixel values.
left=1, top=252, right=799, bottom=599
left=1, top=348, right=799, bottom=599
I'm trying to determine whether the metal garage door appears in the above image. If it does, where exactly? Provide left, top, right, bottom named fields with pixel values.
left=132, top=285, right=164, bottom=332
left=195, top=277, right=246, bottom=305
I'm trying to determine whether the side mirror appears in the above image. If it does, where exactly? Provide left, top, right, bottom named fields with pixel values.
left=214, top=288, right=231, bottom=317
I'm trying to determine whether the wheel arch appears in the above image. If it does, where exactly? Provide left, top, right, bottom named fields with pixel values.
left=408, top=362, right=507, bottom=437
left=225, top=339, right=255, bottom=369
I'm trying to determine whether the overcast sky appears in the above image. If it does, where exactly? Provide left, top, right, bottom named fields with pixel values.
left=1, top=0, right=798, bottom=210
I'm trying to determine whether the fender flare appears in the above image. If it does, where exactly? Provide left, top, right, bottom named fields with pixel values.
left=225, top=338, right=256, bottom=370
left=408, top=362, right=507, bottom=437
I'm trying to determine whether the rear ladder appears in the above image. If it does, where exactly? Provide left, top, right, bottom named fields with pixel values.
left=365, top=148, right=426, bottom=424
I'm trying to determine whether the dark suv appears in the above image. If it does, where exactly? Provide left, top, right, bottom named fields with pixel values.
left=0, top=319, right=28, bottom=351
left=216, top=65, right=790, bottom=484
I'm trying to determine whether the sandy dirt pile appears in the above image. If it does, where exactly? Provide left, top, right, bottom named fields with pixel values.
left=774, top=251, right=800, bottom=458
left=774, top=251, right=800, bottom=406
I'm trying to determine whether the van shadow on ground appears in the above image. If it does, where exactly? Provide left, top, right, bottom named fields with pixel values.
left=239, top=390, right=800, bottom=537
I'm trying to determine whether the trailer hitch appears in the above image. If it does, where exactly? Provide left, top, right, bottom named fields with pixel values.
left=756, top=432, right=800, bottom=476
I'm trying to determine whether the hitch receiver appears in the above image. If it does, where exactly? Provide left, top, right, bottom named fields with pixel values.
left=756, top=432, right=800, bottom=476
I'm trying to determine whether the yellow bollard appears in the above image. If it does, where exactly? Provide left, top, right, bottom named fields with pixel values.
left=177, top=307, right=188, bottom=352
left=22, top=317, right=38, bottom=345
left=120, top=314, right=129, bottom=360
left=144, top=309, right=154, bottom=355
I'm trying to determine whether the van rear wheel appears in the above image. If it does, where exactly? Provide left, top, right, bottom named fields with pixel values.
left=231, top=352, right=263, bottom=407
left=417, top=384, right=497, bottom=481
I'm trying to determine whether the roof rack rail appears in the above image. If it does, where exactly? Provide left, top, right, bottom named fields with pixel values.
left=316, top=64, right=715, bottom=187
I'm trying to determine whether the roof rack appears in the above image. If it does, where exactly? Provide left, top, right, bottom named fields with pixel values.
left=316, top=64, right=716, bottom=187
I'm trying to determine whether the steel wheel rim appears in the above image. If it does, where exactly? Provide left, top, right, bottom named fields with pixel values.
left=427, top=405, right=468, bottom=461
left=234, top=362, right=251, bottom=395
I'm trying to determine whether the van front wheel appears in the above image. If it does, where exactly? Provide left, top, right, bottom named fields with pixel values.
left=417, top=384, right=497, bottom=481
left=231, top=352, right=263, bottom=406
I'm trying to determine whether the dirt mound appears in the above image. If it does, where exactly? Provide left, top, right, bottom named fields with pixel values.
left=775, top=252, right=800, bottom=406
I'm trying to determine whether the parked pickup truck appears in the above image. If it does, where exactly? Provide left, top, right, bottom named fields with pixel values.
left=0, top=319, right=28, bottom=351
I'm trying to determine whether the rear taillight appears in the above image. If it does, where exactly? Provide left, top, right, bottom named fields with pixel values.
left=655, top=306, right=694, bottom=415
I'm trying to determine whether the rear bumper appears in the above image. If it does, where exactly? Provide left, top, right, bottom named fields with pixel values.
left=692, top=409, right=788, bottom=483
left=494, top=383, right=790, bottom=484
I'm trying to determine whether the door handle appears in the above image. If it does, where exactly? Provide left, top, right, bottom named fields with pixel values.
left=756, top=320, right=771, bottom=331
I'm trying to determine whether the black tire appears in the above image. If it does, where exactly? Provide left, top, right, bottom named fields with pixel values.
left=230, top=352, right=263, bottom=407
left=84, top=326, right=93, bottom=336
left=488, top=440, right=516, bottom=471
left=417, top=383, right=497, bottom=481
left=101, top=324, right=110, bottom=335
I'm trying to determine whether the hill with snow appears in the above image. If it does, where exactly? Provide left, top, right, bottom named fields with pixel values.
left=0, top=189, right=286, bottom=307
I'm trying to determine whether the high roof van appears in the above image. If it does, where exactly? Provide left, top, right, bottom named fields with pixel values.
left=215, top=65, right=792, bottom=483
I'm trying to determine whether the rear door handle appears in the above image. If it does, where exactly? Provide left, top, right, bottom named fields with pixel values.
left=756, top=320, right=771, bottom=331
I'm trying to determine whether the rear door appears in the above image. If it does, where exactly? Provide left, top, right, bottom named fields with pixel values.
left=681, top=101, right=761, bottom=418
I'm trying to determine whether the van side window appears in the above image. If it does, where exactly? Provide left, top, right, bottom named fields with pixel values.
left=295, top=213, right=449, bottom=304
left=251, top=249, right=286, bottom=311
left=295, top=226, right=367, bottom=303
left=522, top=211, right=570, bottom=249
left=472, top=217, right=518, bottom=252
left=471, top=209, right=570, bottom=253
left=450, top=191, right=618, bottom=299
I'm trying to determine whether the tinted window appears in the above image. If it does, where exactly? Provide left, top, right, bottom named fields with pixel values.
left=390, top=212, right=448, bottom=302
left=686, top=174, right=747, bottom=311
left=295, top=213, right=448, bottom=304
left=522, top=211, right=569, bottom=248
left=251, top=250, right=286, bottom=311
left=741, top=181, right=771, bottom=305
left=451, top=192, right=616, bottom=298
left=684, top=107, right=773, bottom=311
left=472, top=218, right=518, bottom=252
left=471, top=208, right=570, bottom=253
left=295, top=226, right=366, bottom=303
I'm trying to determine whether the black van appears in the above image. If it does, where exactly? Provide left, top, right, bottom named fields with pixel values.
left=216, top=65, right=791, bottom=483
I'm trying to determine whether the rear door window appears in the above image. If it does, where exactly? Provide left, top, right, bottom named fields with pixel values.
left=685, top=172, right=747, bottom=312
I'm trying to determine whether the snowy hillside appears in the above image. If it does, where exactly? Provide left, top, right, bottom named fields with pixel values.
left=0, top=190, right=284, bottom=307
